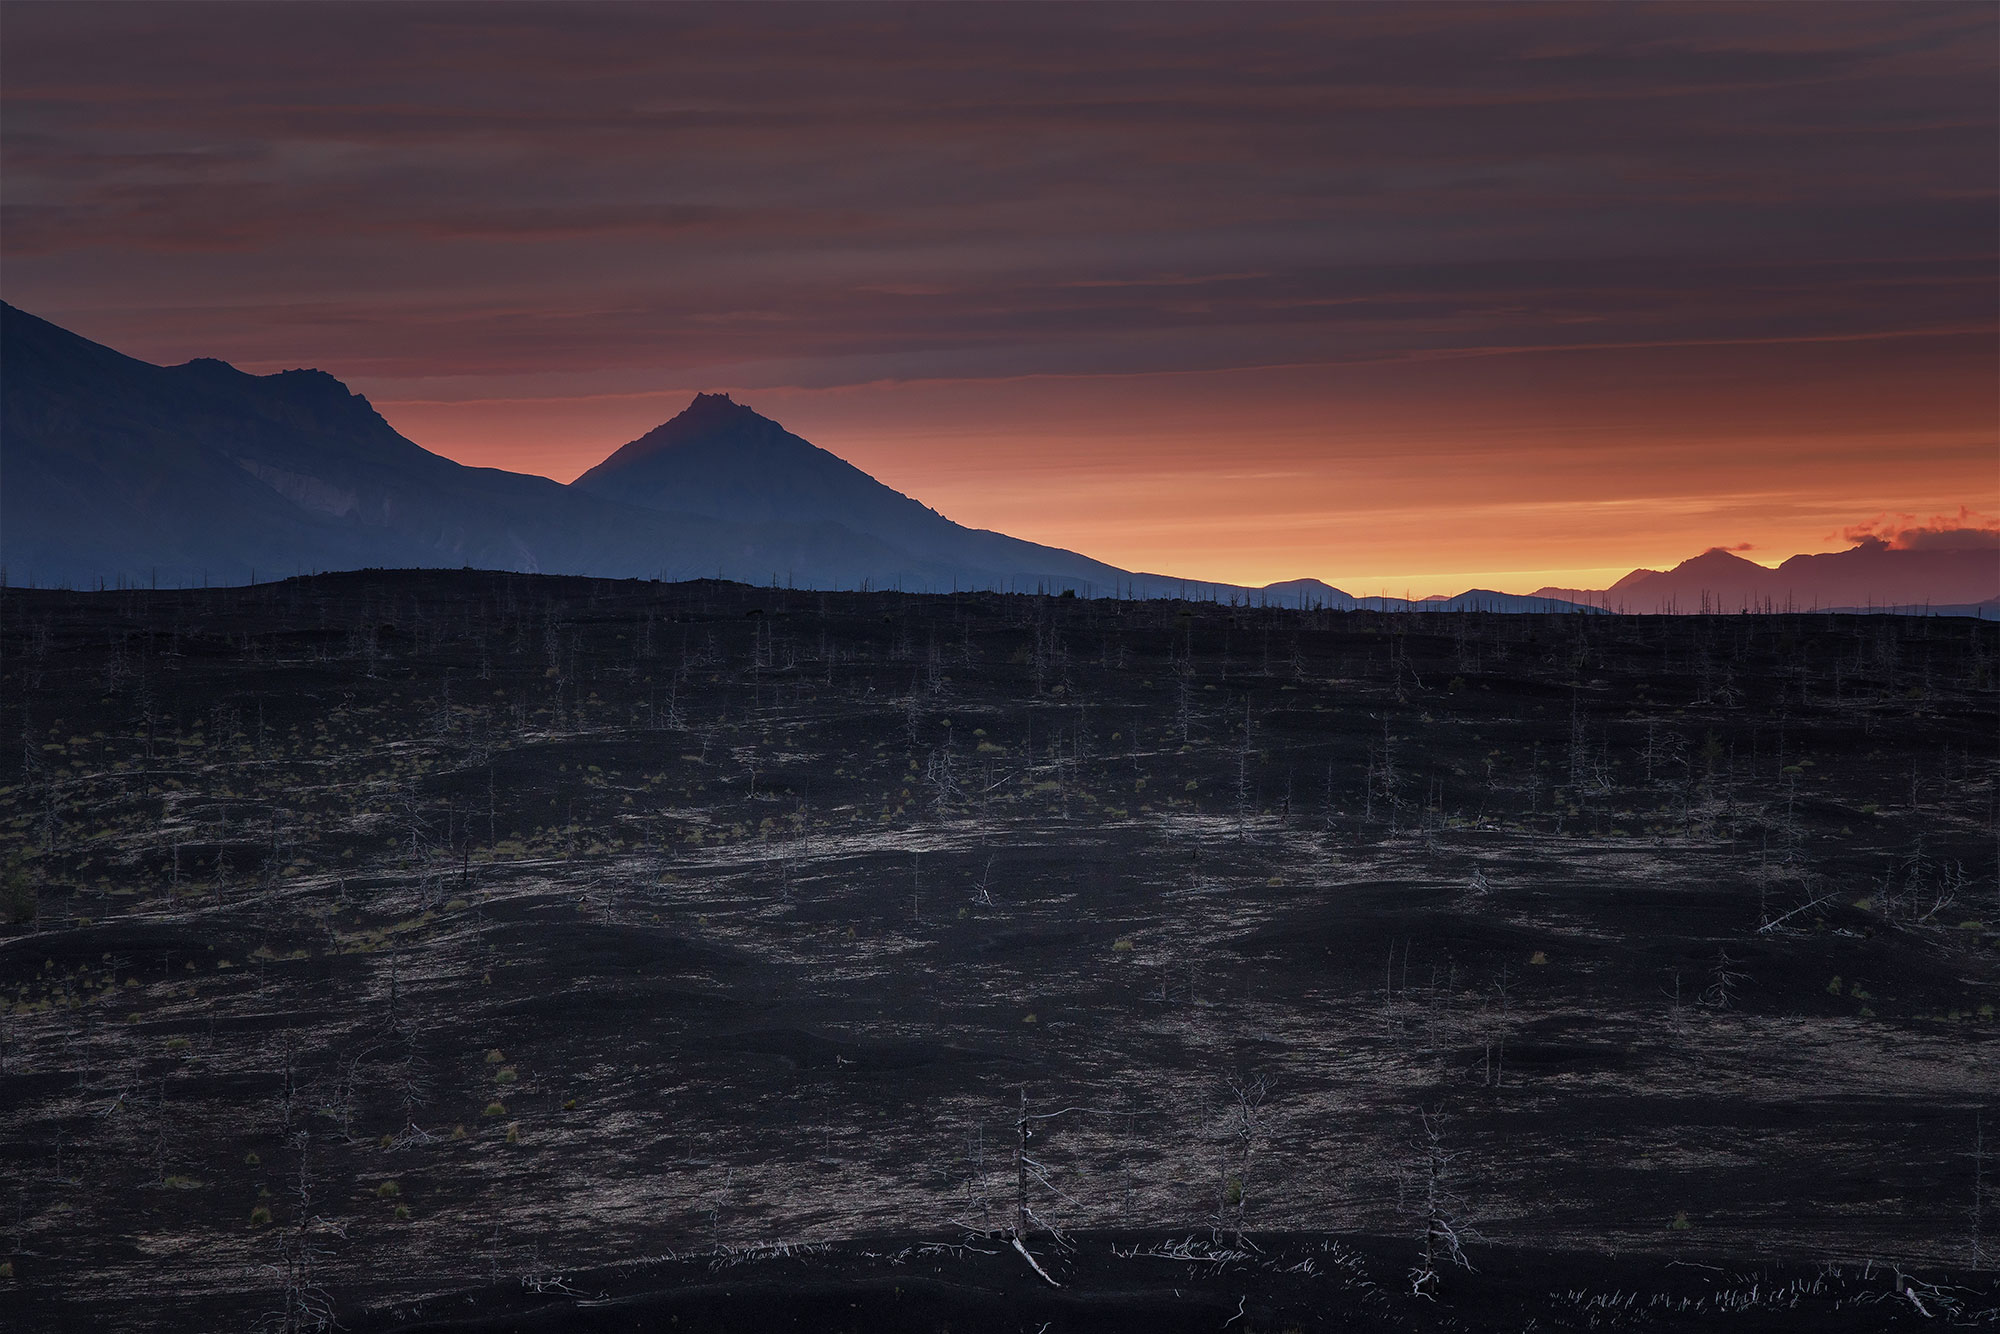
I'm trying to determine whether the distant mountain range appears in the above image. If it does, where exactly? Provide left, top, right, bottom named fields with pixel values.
left=2, top=304, right=1989, bottom=614
left=1534, top=545, right=1997, bottom=615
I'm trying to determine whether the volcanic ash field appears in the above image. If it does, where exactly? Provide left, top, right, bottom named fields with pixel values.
left=2, top=573, right=1996, bottom=1330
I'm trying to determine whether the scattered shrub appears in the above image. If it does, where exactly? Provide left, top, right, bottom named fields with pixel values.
left=376, top=1181, right=400, bottom=1199
left=249, top=1206, right=272, bottom=1227
left=484, top=1101, right=507, bottom=1117
left=1, top=864, right=37, bottom=926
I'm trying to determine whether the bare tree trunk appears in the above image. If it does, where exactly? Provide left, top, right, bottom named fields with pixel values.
left=1015, top=1087, right=1030, bottom=1240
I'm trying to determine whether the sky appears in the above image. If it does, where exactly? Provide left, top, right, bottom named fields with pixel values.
left=4, top=2, right=1995, bottom=597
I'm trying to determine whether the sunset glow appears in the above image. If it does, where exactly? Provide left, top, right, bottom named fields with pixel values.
left=5, top=2, right=1993, bottom=597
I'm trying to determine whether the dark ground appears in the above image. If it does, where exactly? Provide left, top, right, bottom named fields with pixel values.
left=1, top=571, right=1995, bottom=1331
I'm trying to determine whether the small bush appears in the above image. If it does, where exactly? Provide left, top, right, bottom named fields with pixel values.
left=505, top=1123, right=521, bottom=1144
left=484, top=1101, right=507, bottom=1117
left=393, top=1203, right=410, bottom=1221
left=494, top=1066, right=518, bottom=1084
left=1112, top=938, right=1135, bottom=952
left=162, top=1174, right=200, bottom=1190
left=452, top=1124, right=467, bottom=1140
left=1669, top=1211, right=1691, bottom=1231
left=244, top=1151, right=261, bottom=1166
left=249, top=1206, right=272, bottom=1227
left=1528, top=951, right=1548, bottom=966
left=1, top=864, right=36, bottom=926
left=376, top=1181, right=400, bottom=1199
left=485, top=1049, right=506, bottom=1064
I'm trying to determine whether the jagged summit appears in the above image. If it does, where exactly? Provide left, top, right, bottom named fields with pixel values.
left=581, top=392, right=791, bottom=474
left=665, top=390, right=762, bottom=432
left=571, top=391, right=937, bottom=531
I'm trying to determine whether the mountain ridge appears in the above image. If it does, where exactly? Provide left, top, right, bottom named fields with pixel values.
left=0, top=304, right=1239, bottom=598
left=4, top=304, right=1984, bottom=614
left=1537, top=542, right=1997, bottom=613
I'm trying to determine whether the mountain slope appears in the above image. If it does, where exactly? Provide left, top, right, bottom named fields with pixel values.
left=0, top=307, right=1115, bottom=591
left=572, top=393, right=1169, bottom=595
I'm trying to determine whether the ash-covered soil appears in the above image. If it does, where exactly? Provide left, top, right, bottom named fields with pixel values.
left=0, top=572, right=1994, bottom=1331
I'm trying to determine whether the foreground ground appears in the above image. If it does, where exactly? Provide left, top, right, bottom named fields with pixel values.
left=1, top=572, right=1995, bottom=1330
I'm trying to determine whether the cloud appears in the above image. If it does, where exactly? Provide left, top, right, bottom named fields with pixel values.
left=1837, top=507, right=2000, bottom=551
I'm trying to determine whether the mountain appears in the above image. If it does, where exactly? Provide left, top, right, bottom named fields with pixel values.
left=1256, top=578, right=1356, bottom=610
left=1537, top=544, right=1999, bottom=613
left=1358, top=589, right=1606, bottom=613
left=1, top=302, right=921, bottom=588
left=0, top=305, right=1181, bottom=594
left=12, top=303, right=1975, bottom=614
left=572, top=392, right=1201, bottom=597
left=1250, top=579, right=1599, bottom=613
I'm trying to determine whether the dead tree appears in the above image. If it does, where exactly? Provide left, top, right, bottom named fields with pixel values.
left=1008, top=1089, right=1060, bottom=1286
left=1973, top=1108, right=1988, bottom=1271
left=1406, top=1103, right=1478, bottom=1299
left=1218, top=1074, right=1268, bottom=1244
left=262, top=1131, right=340, bottom=1333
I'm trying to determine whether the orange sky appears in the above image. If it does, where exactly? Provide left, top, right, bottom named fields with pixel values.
left=373, top=329, right=1995, bottom=597
left=6, top=3, right=1995, bottom=598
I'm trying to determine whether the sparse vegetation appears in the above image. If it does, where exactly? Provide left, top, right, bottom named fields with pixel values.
left=0, top=572, right=1992, bottom=1331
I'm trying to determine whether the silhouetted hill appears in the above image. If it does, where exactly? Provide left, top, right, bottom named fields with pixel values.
left=1536, top=542, right=1998, bottom=613
left=1254, top=579, right=1599, bottom=613
left=572, top=392, right=1202, bottom=596
left=3, top=304, right=876, bottom=587
left=0, top=307, right=1150, bottom=592
left=9, top=304, right=1982, bottom=613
